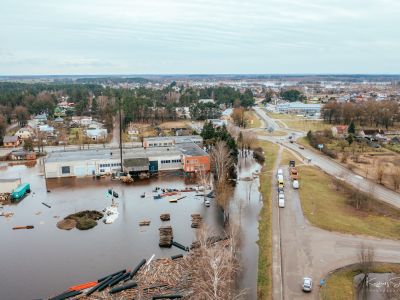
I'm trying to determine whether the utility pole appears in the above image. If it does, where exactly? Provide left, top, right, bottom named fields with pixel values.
left=119, top=97, right=123, bottom=172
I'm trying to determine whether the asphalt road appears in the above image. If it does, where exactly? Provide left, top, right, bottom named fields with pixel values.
left=273, top=160, right=400, bottom=300
left=254, top=107, right=400, bottom=299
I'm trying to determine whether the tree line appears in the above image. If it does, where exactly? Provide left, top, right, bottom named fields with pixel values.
left=322, top=100, right=400, bottom=129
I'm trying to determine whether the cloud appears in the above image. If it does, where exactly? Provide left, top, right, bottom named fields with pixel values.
left=0, top=0, right=399, bottom=74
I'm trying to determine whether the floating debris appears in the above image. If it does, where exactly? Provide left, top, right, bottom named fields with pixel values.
left=0, top=212, right=14, bottom=218
left=160, top=214, right=170, bottom=221
left=139, top=220, right=151, bottom=226
left=13, top=225, right=34, bottom=230
left=42, top=202, right=51, bottom=208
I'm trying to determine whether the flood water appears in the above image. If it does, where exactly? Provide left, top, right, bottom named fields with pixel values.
left=0, top=156, right=261, bottom=300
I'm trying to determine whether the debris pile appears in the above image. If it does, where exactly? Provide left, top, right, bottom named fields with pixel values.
left=159, top=226, right=173, bottom=247
left=57, top=210, right=104, bottom=231
left=0, top=193, right=11, bottom=205
left=190, top=214, right=202, bottom=228
left=139, top=220, right=151, bottom=226
left=160, top=213, right=170, bottom=221
left=121, top=176, right=134, bottom=184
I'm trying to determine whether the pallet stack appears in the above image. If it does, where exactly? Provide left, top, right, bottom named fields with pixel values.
left=160, top=213, right=170, bottom=221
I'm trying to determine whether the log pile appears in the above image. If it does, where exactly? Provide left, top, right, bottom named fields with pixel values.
left=160, top=214, right=170, bottom=221
left=190, top=214, right=202, bottom=228
left=159, top=226, right=173, bottom=247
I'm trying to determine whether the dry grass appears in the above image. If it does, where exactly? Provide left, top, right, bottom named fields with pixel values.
left=158, top=121, right=189, bottom=129
left=298, top=165, right=400, bottom=239
left=320, top=263, right=400, bottom=300
left=245, top=110, right=263, bottom=129
left=283, top=119, right=332, bottom=132
left=257, top=141, right=279, bottom=299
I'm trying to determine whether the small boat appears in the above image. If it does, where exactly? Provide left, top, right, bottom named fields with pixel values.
left=161, top=192, right=178, bottom=197
left=169, top=198, right=178, bottom=203
left=104, top=214, right=119, bottom=224
left=68, top=281, right=97, bottom=291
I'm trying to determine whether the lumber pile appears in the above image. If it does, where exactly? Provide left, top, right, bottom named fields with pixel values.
left=0, top=193, right=11, bottom=205
left=160, top=213, right=170, bottom=221
left=159, top=226, right=173, bottom=247
left=190, top=214, right=202, bottom=228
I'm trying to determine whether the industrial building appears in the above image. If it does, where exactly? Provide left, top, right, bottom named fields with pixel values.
left=276, top=101, right=321, bottom=115
left=143, top=135, right=203, bottom=148
left=44, top=143, right=209, bottom=178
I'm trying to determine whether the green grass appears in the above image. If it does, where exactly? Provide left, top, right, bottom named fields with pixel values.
left=281, top=149, right=302, bottom=166
left=298, top=166, right=400, bottom=239
left=320, top=263, right=400, bottom=300
left=257, top=141, right=279, bottom=299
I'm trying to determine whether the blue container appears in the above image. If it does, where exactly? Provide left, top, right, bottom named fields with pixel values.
left=11, top=183, right=31, bottom=201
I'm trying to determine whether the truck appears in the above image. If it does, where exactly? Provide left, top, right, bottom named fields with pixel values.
left=11, top=183, right=31, bottom=201
left=290, top=168, right=299, bottom=180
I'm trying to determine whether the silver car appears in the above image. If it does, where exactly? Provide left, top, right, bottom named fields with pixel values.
left=302, top=277, right=312, bottom=292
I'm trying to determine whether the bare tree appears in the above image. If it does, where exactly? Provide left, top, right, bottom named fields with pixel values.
left=357, top=244, right=375, bottom=295
left=376, top=164, right=384, bottom=184
left=390, top=169, right=400, bottom=190
left=211, top=141, right=234, bottom=185
left=185, top=225, right=245, bottom=300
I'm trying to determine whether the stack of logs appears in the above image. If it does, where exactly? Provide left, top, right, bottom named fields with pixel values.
left=191, top=214, right=202, bottom=228
left=159, top=226, right=173, bottom=247
left=160, top=213, right=170, bottom=221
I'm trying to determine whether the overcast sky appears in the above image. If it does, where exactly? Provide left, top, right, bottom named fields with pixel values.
left=1, top=0, right=399, bottom=75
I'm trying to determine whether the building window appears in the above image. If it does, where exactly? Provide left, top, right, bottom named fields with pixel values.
left=100, top=169, right=105, bottom=173
left=61, top=166, right=70, bottom=174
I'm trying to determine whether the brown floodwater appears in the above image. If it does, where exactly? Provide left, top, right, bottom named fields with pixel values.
left=0, top=156, right=261, bottom=300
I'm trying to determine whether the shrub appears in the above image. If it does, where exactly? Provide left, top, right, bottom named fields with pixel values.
left=253, top=147, right=265, bottom=164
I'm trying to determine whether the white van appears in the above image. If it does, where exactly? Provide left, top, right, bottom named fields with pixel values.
left=278, top=193, right=285, bottom=207
left=293, top=180, right=299, bottom=189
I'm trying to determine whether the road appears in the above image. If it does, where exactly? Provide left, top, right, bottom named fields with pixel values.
left=273, top=158, right=400, bottom=299
left=253, top=106, right=400, bottom=299
left=253, top=105, right=400, bottom=209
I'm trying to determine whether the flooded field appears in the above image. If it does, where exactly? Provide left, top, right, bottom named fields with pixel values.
left=0, top=156, right=261, bottom=300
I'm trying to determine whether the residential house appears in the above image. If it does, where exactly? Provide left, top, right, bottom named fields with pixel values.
left=34, top=113, right=48, bottom=122
left=331, top=125, right=348, bottom=138
left=3, top=136, right=20, bottom=148
left=72, top=116, right=92, bottom=126
left=9, top=150, right=36, bottom=161
left=39, top=125, right=55, bottom=133
left=86, top=128, right=108, bottom=141
left=15, top=128, right=34, bottom=140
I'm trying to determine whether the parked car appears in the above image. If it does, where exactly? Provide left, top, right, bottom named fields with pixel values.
left=205, top=199, right=211, bottom=207
left=299, top=145, right=305, bottom=150
left=277, top=168, right=283, bottom=177
left=302, top=277, right=312, bottom=292
left=278, top=193, right=285, bottom=208
left=293, top=180, right=299, bottom=189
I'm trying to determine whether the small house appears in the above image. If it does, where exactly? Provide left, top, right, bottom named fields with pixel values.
left=9, top=150, right=36, bottom=161
left=3, top=136, right=20, bottom=148
left=331, top=125, right=348, bottom=138
left=15, top=128, right=34, bottom=140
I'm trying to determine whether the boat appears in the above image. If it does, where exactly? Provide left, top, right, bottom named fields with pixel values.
left=161, top=192, right=178, bottom=197
left=103, top=206, right=119, bottom=224
left=13, top=225, right=34, bottom=230
left=104, top=214, right=119, bottom=224
left=169, top=198, right=178, bottom=203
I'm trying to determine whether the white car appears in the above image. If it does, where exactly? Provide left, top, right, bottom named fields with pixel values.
left=278, top=193, right=285, bottom=207
left=277, top=169, right=283, bottom=177
left=293, top=180, right=299, bottom=189
left=302, top=277, right=312, bottom=292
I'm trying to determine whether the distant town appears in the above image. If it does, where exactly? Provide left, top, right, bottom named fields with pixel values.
left=0, top=75, right=399, bottom=299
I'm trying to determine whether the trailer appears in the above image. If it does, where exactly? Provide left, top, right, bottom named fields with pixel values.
left=11, top=183, right=31, bottom=201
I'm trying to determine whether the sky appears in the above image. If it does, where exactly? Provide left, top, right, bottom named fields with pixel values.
left=0, top=0, right=399, bottom=75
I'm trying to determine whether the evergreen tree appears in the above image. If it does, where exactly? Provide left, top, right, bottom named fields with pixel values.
left=348, top=120, right=356, bottom=134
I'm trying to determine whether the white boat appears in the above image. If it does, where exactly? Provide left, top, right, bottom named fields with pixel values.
left=103, top=206, right=119, bottom=224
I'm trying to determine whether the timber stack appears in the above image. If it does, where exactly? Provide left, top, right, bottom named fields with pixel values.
left=190, top=214, right=202, bottom=228
left=159, top=226, right=173, bottom=247
left=160, top=213, right=170, bottom=221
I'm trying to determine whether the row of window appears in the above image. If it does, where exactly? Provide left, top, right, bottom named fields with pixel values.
left=99, top=163, right=121, bottom=168
left=161, top=159, right=181, bottom=164
left=148, top=142, right=173, bottom=147
left=186, top=159, right=199, bottom=164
